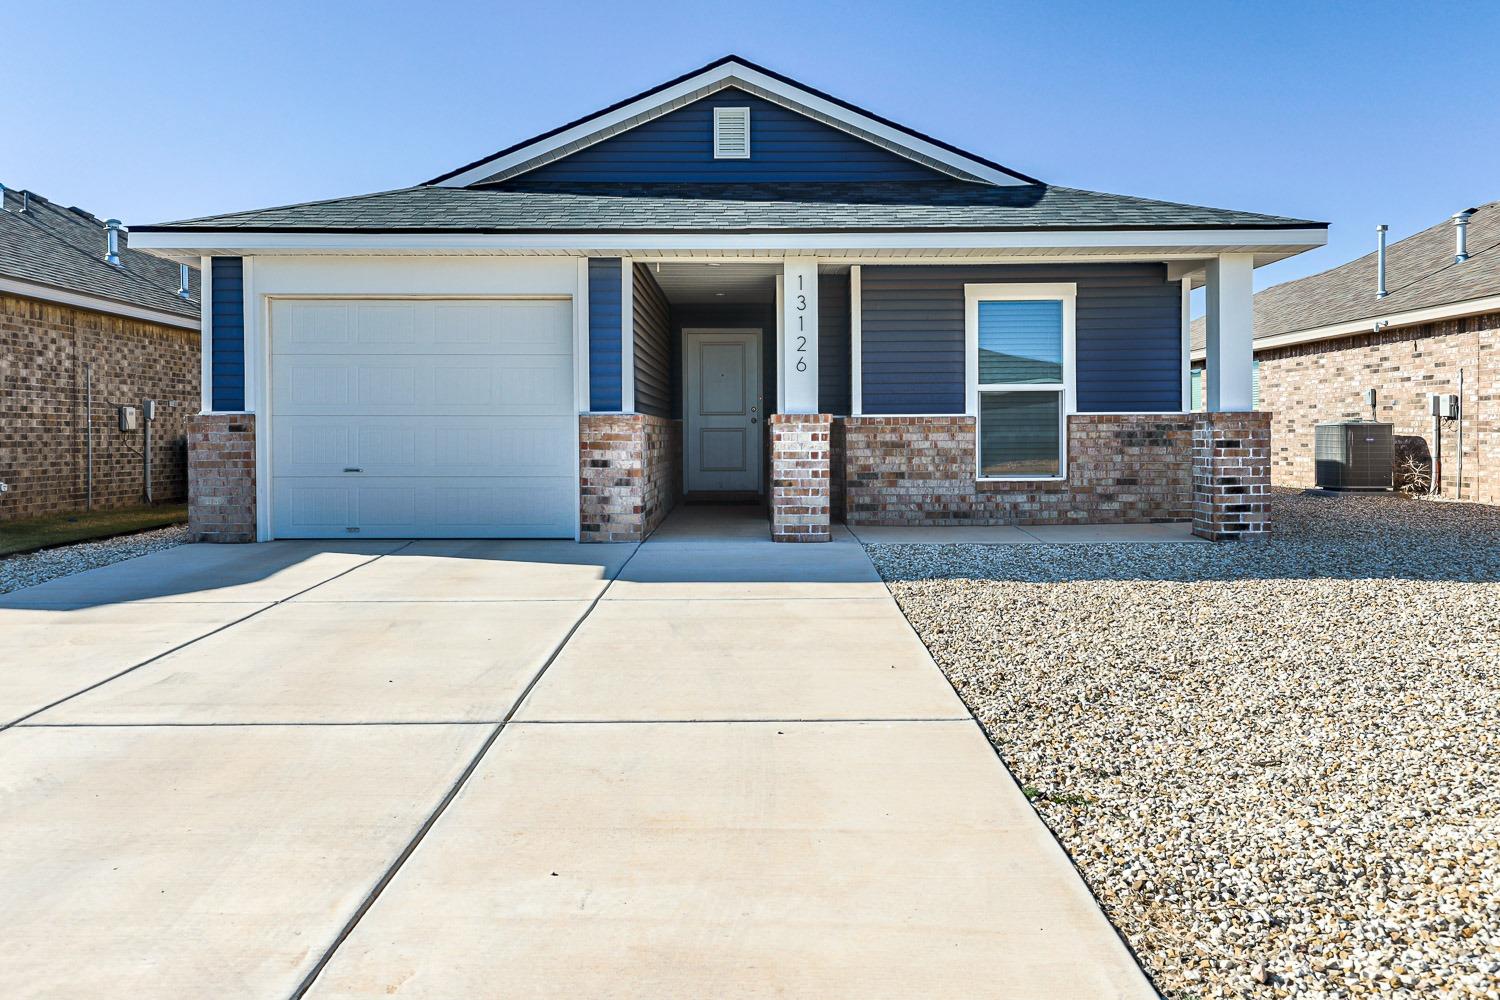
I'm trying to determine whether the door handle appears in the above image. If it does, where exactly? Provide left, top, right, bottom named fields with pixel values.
left=749, top=417, right=758, bottom=424
left=343, top=467, right=364, bottom=473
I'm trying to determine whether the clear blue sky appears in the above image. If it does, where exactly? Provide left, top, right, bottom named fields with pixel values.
left=6, top=0, right=1497, bottom=293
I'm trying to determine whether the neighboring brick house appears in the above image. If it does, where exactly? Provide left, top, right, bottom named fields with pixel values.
left=1193, top=201, right=1499, bottom=503
left=135, top=56, right=1322, bottom=544
left=1, top=184, right=200, bottom=521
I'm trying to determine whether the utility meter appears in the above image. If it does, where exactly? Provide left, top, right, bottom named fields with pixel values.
left=118, top=405, right=139, bottom=432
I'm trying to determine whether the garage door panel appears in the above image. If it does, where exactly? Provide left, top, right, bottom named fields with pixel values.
left=275, top=356, right=572, bottom=416
left=273, top=478, right=575, bottom=539
left=272, top=300, right=571, bottom=356
left=271, top=298, right=576, bottom=540
left=275, top=416, right=575, bottom=478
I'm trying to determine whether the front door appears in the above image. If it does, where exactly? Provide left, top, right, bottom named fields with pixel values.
left=684, top=329, right=763, bottom=493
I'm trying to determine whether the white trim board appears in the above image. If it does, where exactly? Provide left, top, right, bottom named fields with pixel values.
left=1188, top=291, right=1500, bottom=360
left=131, top=228, right=1329, bottom=255
left=620, top=256, right=635, bottom=413
left=431, top=59, right=1026, bottom=188
left=0, top=276, right=199, bottom=330
left=849, top=265, right=863, bottom=415
left=199, top=256, right=214, bottom=412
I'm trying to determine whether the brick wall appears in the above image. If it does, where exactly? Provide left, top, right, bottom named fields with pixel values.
left=579, top=413, right=681, bottom=542
left=829, top=417, right=847, bottom=522
left=187, top=413, right=256, bottom=542
left=0, top=292, right=199, bottom=521
left=1192, top=411, right=1271, bottom=541
left=769, top=414, right=832, bottom=542
left=843, top=414, right=1195, bottom=526
left=1246, top=311, right=1497, bottom=502
left=642, top=414, right=683, bottom=536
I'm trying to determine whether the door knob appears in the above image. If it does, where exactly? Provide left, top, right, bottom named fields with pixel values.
left=750, top=417, right=758, bottom=424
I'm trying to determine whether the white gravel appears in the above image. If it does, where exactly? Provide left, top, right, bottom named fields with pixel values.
left=0, top=524, right=189, bottom=596
left=867, top=490, right=1500, bottom=1000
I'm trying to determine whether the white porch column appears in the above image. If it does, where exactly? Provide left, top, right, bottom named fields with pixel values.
left=781, top=259, right=820, bottom=413
left=1203, top=252, right=1256, bottom=412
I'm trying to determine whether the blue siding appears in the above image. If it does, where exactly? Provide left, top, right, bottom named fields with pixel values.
left=589, top=258, right=623, bottom=411
left=859, top=264, right=1183, bottom=414
left=518, top=89, right=946, bottom=184
left=818, top=272, right=851, bottom=415
left=210, top=257, right=245, bottom=411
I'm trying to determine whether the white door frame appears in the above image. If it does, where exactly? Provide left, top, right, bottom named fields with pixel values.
left=682, top=327, right=764, bottom=495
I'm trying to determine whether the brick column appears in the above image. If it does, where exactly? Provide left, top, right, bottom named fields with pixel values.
left=770, top=413, right=832, bottom=543
left=578, top=413, right=681, bottom=543
left=1192, top=411, right=1271, bottom=541
left=186, top=413, right=256, bottom=543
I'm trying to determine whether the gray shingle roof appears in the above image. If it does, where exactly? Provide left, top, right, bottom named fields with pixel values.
left=0, top=187, right=198, bottom=319
left=135, top=181, right=1323, bottom=234
left=1192, top=200, right=1500, bottom=350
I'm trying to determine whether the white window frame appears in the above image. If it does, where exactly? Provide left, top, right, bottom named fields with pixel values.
left=964, top=282, right=1076, bottom=482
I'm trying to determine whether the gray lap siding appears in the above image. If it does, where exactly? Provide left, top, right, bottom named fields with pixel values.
left=859, top=263, right=1184, bottom=414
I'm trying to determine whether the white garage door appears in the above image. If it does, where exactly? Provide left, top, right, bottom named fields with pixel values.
left=270, top=298, right=575, bottom=539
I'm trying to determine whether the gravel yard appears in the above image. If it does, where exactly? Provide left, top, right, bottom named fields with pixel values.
left=0, top=524, right=188, bottom=595
left=868, top=490, right=1500, bottom=1000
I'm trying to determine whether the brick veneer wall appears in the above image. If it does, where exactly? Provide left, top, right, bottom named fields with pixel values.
left=829, top=417, right=847, bottom=522
left=842, top=414, right=1196, bottom=526
left=1, top=292, right=199, bottom=521
left=186, top=413, right=256, bottom=542
left=770, top=413, right=832, bottom=542
left=579, top=413, right=681, bottom=542
left=1192, top=411, right=1271, bottom=541
left=1251, top=311, right=1499, bottom=502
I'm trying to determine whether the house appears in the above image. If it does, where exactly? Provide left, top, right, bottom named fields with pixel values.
left=1, top=185, right=200, bottom=520
left=130, top=56, right=1326, bottom=544
left=1191, top=201, right=1498, bottom=502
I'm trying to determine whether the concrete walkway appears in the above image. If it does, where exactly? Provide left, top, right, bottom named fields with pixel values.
left=0, top=512, right=1157, bottom=999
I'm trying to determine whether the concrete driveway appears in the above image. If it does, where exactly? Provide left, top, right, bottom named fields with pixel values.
left=0, top=514, right=1156, bottom=999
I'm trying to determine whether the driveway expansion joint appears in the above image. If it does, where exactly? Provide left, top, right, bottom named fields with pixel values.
left=1, top=543, right=413, bottom=733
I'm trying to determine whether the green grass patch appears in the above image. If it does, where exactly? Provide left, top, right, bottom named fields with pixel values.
left=1022, top=785, right=1093, bottom=808
left=0, top=504, right=187, bottom=557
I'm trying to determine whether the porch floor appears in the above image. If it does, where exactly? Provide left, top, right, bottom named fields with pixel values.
left=649, top=502, right=859, bottom=543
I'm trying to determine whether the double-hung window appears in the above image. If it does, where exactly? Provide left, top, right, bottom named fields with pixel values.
left=965, top=283, right=1076, bottom=480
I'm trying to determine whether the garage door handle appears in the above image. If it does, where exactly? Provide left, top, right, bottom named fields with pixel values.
left=343, top=467, right=364, bottom=473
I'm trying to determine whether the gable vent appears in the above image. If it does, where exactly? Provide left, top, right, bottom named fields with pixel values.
left=713, top=106, right=751, bottom=159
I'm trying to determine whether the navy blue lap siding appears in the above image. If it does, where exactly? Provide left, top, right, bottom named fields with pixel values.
left=818, top=272, right=850, bottom=415
left=210, top=257, right=245, bottom=411
left=518, top=88, right=945, bottom=184
left=588, top=258, right=622, bottom=411
left=859, top=264, right=1183, bottom=414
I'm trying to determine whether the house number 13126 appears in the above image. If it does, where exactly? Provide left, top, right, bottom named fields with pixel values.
left=794, top=275, right=808, bottom=372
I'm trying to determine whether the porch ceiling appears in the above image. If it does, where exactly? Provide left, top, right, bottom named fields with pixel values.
left=644, top=262, right=851, bottom=305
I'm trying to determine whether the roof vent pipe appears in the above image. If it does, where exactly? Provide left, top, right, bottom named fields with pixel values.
left=1376, top=224, right=1389, bottom=298
left=1453, top=208, right=1477, bottom=264
left=178, top=263, right=191, bottom=300
left=104, top=219, right=123, bottom=267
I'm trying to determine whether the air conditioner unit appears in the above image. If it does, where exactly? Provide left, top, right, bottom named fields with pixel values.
left=1314, top=421, right=1393, bottom=491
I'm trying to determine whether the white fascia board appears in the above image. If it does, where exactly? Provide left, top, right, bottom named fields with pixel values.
left=1188, top=291, right=1500, bottom=361
left=0, top=276, right=199, bottom=330
left=128, top=227, right=1329, bottom=255
left=433, top=60, right=1028, bottom=188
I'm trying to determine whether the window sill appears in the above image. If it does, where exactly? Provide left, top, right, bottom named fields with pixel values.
left=977, top=476, right=1068, bottom=484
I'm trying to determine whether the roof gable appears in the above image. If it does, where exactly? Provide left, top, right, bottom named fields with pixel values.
left=502, top=88, right=951, bottom=185
left=431, top=55, right=1039, bottom=188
